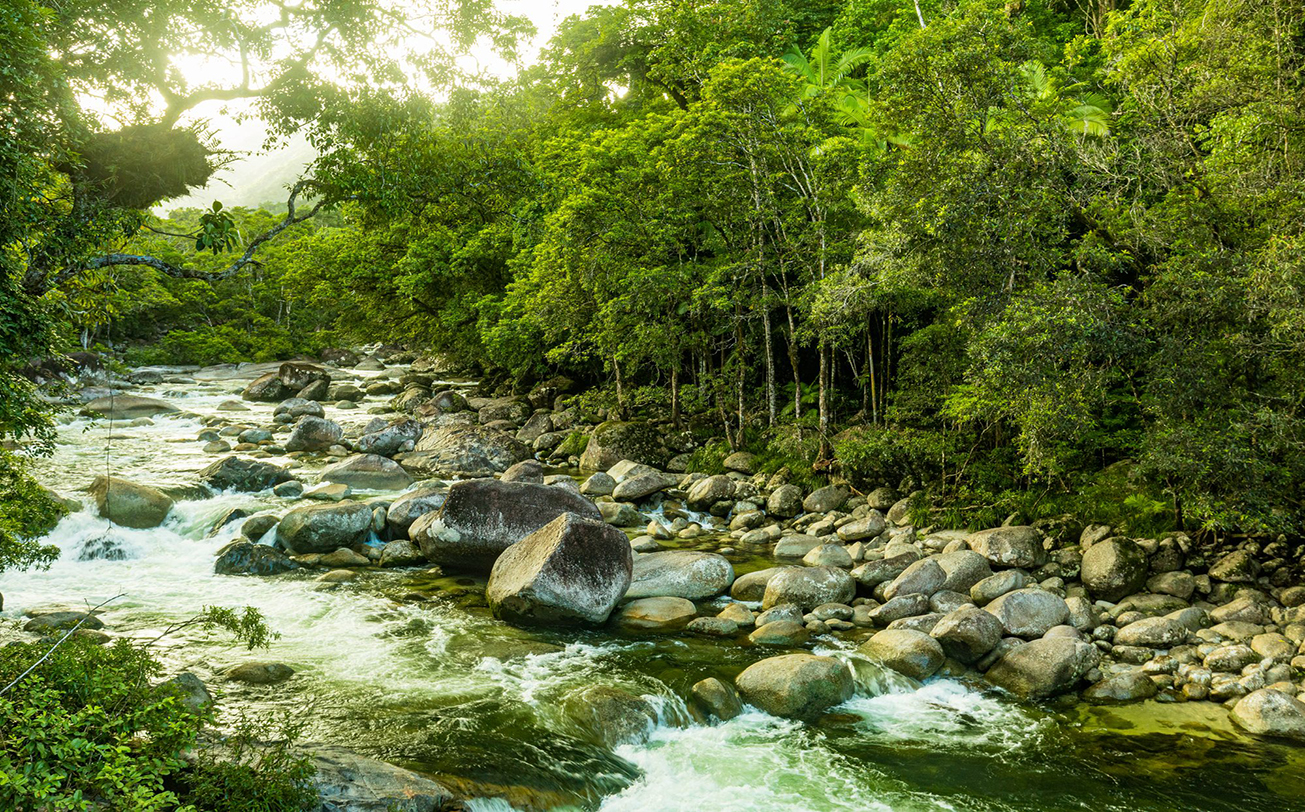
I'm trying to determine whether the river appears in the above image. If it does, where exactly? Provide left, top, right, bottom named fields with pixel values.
left=2, top=364, right=1302, bottom=811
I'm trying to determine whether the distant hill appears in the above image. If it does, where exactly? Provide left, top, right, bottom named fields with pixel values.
left=162, top=127, right=316, bottom=215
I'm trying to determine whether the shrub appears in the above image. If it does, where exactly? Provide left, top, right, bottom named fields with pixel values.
left=0, top=450, right=62, bottom=573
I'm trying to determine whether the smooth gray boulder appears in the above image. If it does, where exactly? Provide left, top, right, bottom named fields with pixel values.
left=985, top=637, right=1099, bottom=698
left=355, top=417, right=423, bottom=456
left=1231, top=689, right=1305, bottom=741
left=1081, top=538, right=1149, bottom=602
left=310, top=744, right=457, bottom=812
left=686, top=475, right=736, bottom=510
left=860, top=629, right=945, bottom=680
left=81, top=395, right=179, bottom=420
left=967, top=526, right=1045, bottom=569
left=500, top=459, right=544, bottom=483
left=930, top=606, right=1004, bottom=663
left=486, top=512, right=633, bottom=626
left=612, top=472, right=678, bottom=502
left=414, top=479, right=601, bottom=571
left=985, top=588, right=1070, bottom=638
left=935, top=550, right=993, bottom=593
left=691, top=677, right=744, bottom=722
left=762, top=566, right=856, bottom=611
left=284, top=416, right=344, bottom=452
left=214, top=541, right=300, bottom=576
left=579, top=420, right=666, bottom=470
left=1114, top=616, right=1189, bottom=648
left=88, top=476, right=172, bottom=529
left=1083, top=670, right=1159, bottom=705
left=320, top=454, right=414, bottom=491
left=625, top=550, right=735, bottom=600
left=385, top=485, right=447, bottom=536
left=767, top=485, right=803, bottom=518
left=613, top=597, right=697, bottom=632
left=198, top=456, right=293, bottom=492
left=836, top=511, right=886, bottom=542
left=405, top=424, right=531, bottom=476
left=276, top=502, right=374, bottom=554
left=883, top=558, right=947, bottom=600
left=730, top=567, right=791, bottom=601
left=735, top=654, right=854, bottom=721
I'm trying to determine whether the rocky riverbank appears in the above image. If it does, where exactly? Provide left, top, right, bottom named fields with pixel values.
left=15, top=347, right=1305, bottom=806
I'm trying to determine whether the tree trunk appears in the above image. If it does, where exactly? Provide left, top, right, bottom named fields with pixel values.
left=612, top=354, right=626, bottom=420
left=763, top=306, right=776, bottom=427
left=671, top=365, right=681, bottom=429
left=785, top=305, right=802, bottom=423
left=818, top=339, right=832, bottom=460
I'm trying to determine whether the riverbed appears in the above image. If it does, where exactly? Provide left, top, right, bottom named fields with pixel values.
left=3, top=364, right=1303, bottom=811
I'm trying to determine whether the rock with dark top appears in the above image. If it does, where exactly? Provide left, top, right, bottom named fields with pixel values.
left=276, top=502, right=374, bottom=554
left=579, top=420, right=666, bottom=470
left=404, top=424, right=531, bottom=476
left=355, top=417, right=423, bottom=456
left=413, top=479, right=601, bottom=571
left=967, top=526, right=1046, bottom=569
left=225, top=661, right=295, bottom=685
left=199, top=456, right=293, bottom=492
left=284, top=416, right=344, bottom=452
left=1081, top=538, right=1149, bottom=602
left=486, top=512, right=633, bottom=626
left=278, top=362, right=330, bottom=391
left=214, top=541, right=299, bottom=576
left=242, top=372, right=292, bottom=402
left=24, top=611, right=106, bottom=634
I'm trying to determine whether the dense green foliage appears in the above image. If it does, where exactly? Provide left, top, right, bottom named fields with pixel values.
left=5, top=0, right=1305, bottom=534
left=0, top=450, right=63, bottom=573
left=0, top=611, right=315, bottom=812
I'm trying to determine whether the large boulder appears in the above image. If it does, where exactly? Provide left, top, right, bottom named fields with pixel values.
left=487, top=512, right=633, bottom=626
left=563, top=685, right=658, bottom=748
left=767, top=485, right=803, bottom=518
left=1080, top=538, right=1149, bottom=602
left=242, top=372, right=292, bottom=402
left=985, top=588, right=1070, bottom=638
left=273, top=397, right=324, bottom=420
left=761, top=566, right=856, bottom=611
left=385, top=485, right=447, bottom=536
left=836, top=512, right=886, bottom=542
left=1114, top=616, right=1190, bottom=648
left=967, top=526, right=1045, bottom=569
left=803, top=485, right=849, bottom=514
left=278, top=361, right=330, bottom=391
left=276, top=502, right=374, bottom=554
left=88, top=476, right=172, bottom=528
left=985, top=637, right=1099, bottom=698
left=355, top=418, right=424, bottom=457
left=81, top=395, right=179, bottom=420
left=579, top=421, right=666, bottom=470
left=611, top=472, right=678, bottom=502
left=930, top=606, right=1004, bottom=663
left=405, top=424, right=531, bottom=476
left=310, top=745, right=457, bottom=812
left=214, top=541, right=300, bottom=576
left=320, top=454, right=414, bottom=491
left=883, top=558, right=946, bottom=600
left=734, top=654, right=854, bottom=721
left=686, top=475, right=736, bottom=510
left=860, top=629, right=945, bottom=681
left=1231, top=689, right=1305, bottom=741
left=284, top=416, right=344, bottom=453
left=730, top=567, right=790, bottom=601
left=1083, top=671, right=1159, bottom=705
left=935, top=550, right=993, bottom=593
left=413, top=479, right=601, bottom=571
left=625, top=551, right=735, bottom=600
left=198, top=456, right=293, bottom=492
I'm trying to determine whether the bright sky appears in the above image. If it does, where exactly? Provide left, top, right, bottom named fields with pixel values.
left=166, top=0, right=604, bottom=211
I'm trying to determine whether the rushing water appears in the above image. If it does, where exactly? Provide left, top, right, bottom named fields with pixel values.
left=4, top=364, right=1304, bottom=812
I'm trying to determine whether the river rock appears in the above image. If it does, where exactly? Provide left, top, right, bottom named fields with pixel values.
left=967, top=526, right=1045, bottom=569
left=734, top=654, right=854, bottom=721
left=161, top=672, right=212, bottom=715
left=767, top=485, right=803, bottom=518
left=501, top=459, right=544, bottom=484
left=225, top=661, right=295, bottom=685
left=625, top=550, right=734, bottom=600
left=564, top=685, right=657, bottom=748
left=579, top=421, right=666, bottom=470
left=969, top=569, right=1028, bottom=605
left=686, top=475, right=736, bottom=510
left=748, top=620, right=810, bottom=646
left=1231, top=689, right=1305, bottom=741
left=802, top=544, right=853, bottom=568
left=803, top=485, right=848, bottom=514
left=23, top=611, right=105, bottom=634
left=1114, top=616, right=1189, bottom=648
left=406, top=424, right=531, bottom=476
left=985, top=637, right=1099, bottom=698
left=85, top=475, right=171, bottom=530
left=691, top=677, right=744, bottom=722
left=612, top=472, right=678, bottom=502
left=81, top=394, right=180, bottom=420
left=285, top=416, right=344, bottom=453
left=320, top=454, right=414, bottom=491
left=487, top=512, right=633, bottom=626
left=930, top=606, right=1004, bottom=663
left=1081, top=538, right=1149, bottom=602
left=379, top=540, right=425, bottom=568
left=273, top=397, right=324, bottom=420
left=852, top=551, right=921, bottom=587
left=730, top=567, right=790, bottom=601
left=598, top=501, right=642, bottom=527
left=837, top=512, right=886, bottom=542
left=935, top=550, right=993, bottom=593
left=613, top=597, right=697, bottom=631
left=861, top=629, right=945, bottom=680
left=985, top=588, right=1070, bottom=638
left=415, top=479, right=601, bottom=570
left=278, top=361, right=330, bottom=391
left=242, top=372, right=292, bottom=402
left=310, top=745, right=456, bottom=812
left=1083, top=670, right=1158, bottom=705
left=1209, top=550, right=1260, bottom=583
left=762, top=566, right=856, bottom=611
left=385, top=485, right=447, bottom=536
left=580, top=472, right=616, bottom=496
left=355, top=417, right=423, bottom=456
left=214, top=541, right=299, bottom=576
left=276, top=502, right=374, bottom=554
left=198, top=456, right=293, bottom=492
left=883, top=558, right=947, bottom=600
left=774, top=534, right=824, bottom=559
